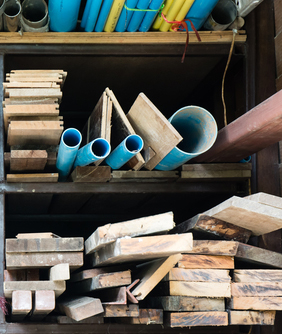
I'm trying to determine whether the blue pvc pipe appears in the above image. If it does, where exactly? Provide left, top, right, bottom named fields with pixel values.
left=127, top=0, right=152, bottom=32
left=73, top=138, right=111, bottom=168
left=115, top=0, right=138, bottom=32
left=139, top=0, right=164, bottom=32
left=81, top=0, right=93, bottom=29
left=56, top=128, right=82, bottom=182
left=95, top=0, right=114, bottom=32
left=185, top=0, right=219, bottom=31
left=48, top=0, right=82, bottom=32
left=155, top=106, right=218, bottom=171
left=84, top=0, right=103, bottom=32
left=105, top=134, right=143, bottom=170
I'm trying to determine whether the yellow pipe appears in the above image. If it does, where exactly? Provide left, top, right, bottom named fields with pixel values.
left=159, top=0, right=185, bottom=32
left=104, top=0, right=125, bottom=32
left=152, top=0, right=174, bottom=31
left=169, top=0, right=195, bottom=31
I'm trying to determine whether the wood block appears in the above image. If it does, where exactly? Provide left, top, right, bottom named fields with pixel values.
left=52, top=315, right=104, bottom=324
left=190, top=240, right=239, bottom=256
left=229, top=310, right=276, bottom=325
left=70, top=166, right=111, bottom=183
left=99, top=286, right=127, bottom=304
left=231, top=282, right=282, bottom=297
left=131, top=254, right=182, bottom=300
left=4, top=269, right=27, bottom=282
left=203, top=196, right=282, bottom=236
left=58, top=296, right=104, bottom=321
left=10, top=150, right=47, bottom=171
left=6, top=75, right=63, bottom=83
left=11, top=290, right=32, bottom=322
left=26, top=269, right=40, bottom=281
left=16, top=232, right=59, bottom=239
left=165, top=311, right=228, bottom=327
left=4, top=280, right=66, bottom=298
left=7, top=173, right=59, bottom=183
left=178, top=255, right=234, bottom=269
left=147, top=296, right=225, bottom=311
left=6, top=237, right=84, bottom=253
left=111, top=170, right=179, bottom=183
left=163, top=268, right=231, bottom=282
left=172, top=214, right=251, bottom=243
left=127, top=93, right=182, bottom=170
left=230, top=297, right=282, bottom=310
left=70, top=267, right=119, bottom=283
left=49, top=263, right=70, bottom=281
left=116, top=309, right=163, bottom=325
left=6, top=252, right=83, bottom=269
left=91, top=233, right=193, bottom=267
left=245, top=192, right=282, bottom=210
left=30, top=290, right=55, bottom=321
left=85, top=211, right=175, bottom=255
left=233, top=269, right=282, bottom=282
left=103, top=304, right=139, bottom=317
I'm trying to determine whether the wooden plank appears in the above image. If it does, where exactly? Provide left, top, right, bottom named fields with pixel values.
left=6, top=173, right=59, bottom=183
left=193, top=88, right=282, bottom=163
left=6, top=88, right=62, bottom=100
left=203, top=196, right=282, bottom=236
left=245, top=192, right=282, bottom=210
left=111, top=170, right=179, bottom=183
left=49, top=263, right=70, bottom=281
left=172, top=214, right=251, bottom=243
left=6, top=237, right=84, bottom=253
left=181, top=169, right=251, bottom=180
left=90, top=233, right=193, bottom=267
left=70, top=166, right=111, bottom=183
left=16, top=232, right=59, bottom=239
left=50, top=314, right=104, bottom=324
left=127, top=93, right=182, bottom=170
left=230, top=297, right=282, bottom=310
left=165, top=311, right=228, bottom=327
left=4, top=280, right=66, bottom=298
left=85, top=211, right=175, bottom=255
left=99, top=286, right=127, bottom=304
left=6, top=252, right=83, bottom=269
left=30, top=290, right=55, bottom=321
left=190, top=240, right=239, bottom=256
left=182, top=163, right=253, bottom=171
left=233, top=269, right=282, bottom=282
left=3, top=82, right=60, bottom=88
left=4, top=97, right=59, bottom=105
left=70, top=268, right=117, bottom=283
left=229, top=310, right=276, bottom=325
left=147, top=296, right=225, bottom=311
left=10, top=150, right=48, bottom=171
left=117, top=309, right=163, bottom=325
left=103, top=304, right=139, bottom=317
left=231, top=282, right=282, bottom=297
left=11, top=290, right=32, bottom=322
left=178, top=254, right=234, bottom=269
left=131, top=254, right=182, bottom=300
left=58, top=296, right=104, bottom=322
left=163, top=268, right=231, bottom=282
left=4, top=270, right=27, bottom=282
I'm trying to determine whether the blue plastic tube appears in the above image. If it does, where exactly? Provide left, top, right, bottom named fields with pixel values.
left=73, top=138, right=111, bottom=168
left=185, top=0, right=219, bottom=31
left=127, top=0, right=151, bottom=32
left=48, top=0, right=82, bottom=32
left=105, top=134, right=143, bottom=170
left=81, top=0, right=93, bottom=29
left=115, top=0, right=138, bottom=32
left=56, top=128, right=82, bottom=182
left=155, top=106, right=217, bottom=171
left=139, top=0, right=163, bottom=32
left=95, top=0, right=114, bottom=32
left=84, top=0, right=103, bottom=32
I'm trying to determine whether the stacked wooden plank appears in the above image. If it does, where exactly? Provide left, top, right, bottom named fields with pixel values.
left=3, top=69, right=66, bottom=182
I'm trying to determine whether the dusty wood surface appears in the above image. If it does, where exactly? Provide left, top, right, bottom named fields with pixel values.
left=117, top=309, right=163, bottom=325
left=163, top=268, right=231, bottom=282
left=231, top=282, right=282, bottom=296
left=111, top=170, right=179, bottom=182
left=229, top=310, right=276, bottom=325
left=10, top=150, right=48, bottom=171
left=178, top=254, right=234, bottom=269
left=190, top=240, right=239, bottom=256
left=103, top=304, right=139, bottom=318
left=230, top=296, right=282, bottom=310
left=165, top=311, right=228, bottom=327
left=70, top=166, right=111, bottom=183
left=233, top=269, right=282, bottom=282
left=6, top=173, right=59, bottom=183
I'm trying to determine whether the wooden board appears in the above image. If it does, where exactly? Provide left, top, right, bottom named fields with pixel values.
left=131, top=254, right=182, bottom=300
left=4, top=269, right=39, bottom=282
left=4, top=97, right=59, bottom=105
left=85, top=211, right=175, bottom=254
left=6, top=237, right=84, bottom=253
left=172, top=214, right=251, bottom=243
left=103, top=304, right=139, bottom=317
left=190, top=240, right=239, bottom=256
left=231, top=282, right=282, bottom=296
left=203, top=196, right=282, bottom=236
left=229, top=310, right=276, bottom=325
left=4, top=280, right=66, bottom=298
left=165, top=311, right=228, bottom=327
left=99, top=286, right=127, bottom=304
left=11, top=290, right=32, bottom=322
left=111, top=170, right=179, bottom=183
left=10, top=150, right=48, bottom=171
left=230, top=297, right=282, bottom=310
left=178, top=254, right=234, bottom=269
left=163, top=268, right=231, bottom=282
left=6, top=88, right=62, bottom=99
left=6, top=173, right=59, bottom=183
left=6, top=252, right=83, bottom=269
left=90, top=233, right=193, bottom=267
left=116, top=309, right=163, bottom=325
left=233, top=269, right=282, bottom=282
left=245, top=192, right=282, bottom=210
left=16, top=232, right=59, bottom=239
left=126, top=93, right=182, bottom=170
left=49, top=263, right=70, bottom=281
left=50, top=315, right=104, bottom=324
left=30, top=290, right=55, bottom=321
left=70, top=166, right=111, bottom=183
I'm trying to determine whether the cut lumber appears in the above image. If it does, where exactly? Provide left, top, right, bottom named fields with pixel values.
left=11, top=290, right=32, bottom=322
left=163, top=268, right=231, bottom=282
left=57, top=296, right=104, bottom=321
left=99, top=286, right=127, bottom=304
left=172, top=214, right=251, bottom=243
left=230, top=297, right=282, bottom=310
left=6, top=88, right=62, bottom=100
left=111, top=170, right=179, bottom=182
left=4, top=269, right=27, bottom=282
left=90, top=233, right=193, bottom=267
left=16, top=232, right=59, bottom=239
left=85, top=211, right=175, bottom=255
left=10, top=150, right=48, bottom=171
left=190, top=240, right=239, bottom=256
left=3, top=82, right=60, bottom=88
left=30, top=290, right=55, bottom=321
left=49, top=263, right=70, bottom=281
left=6, top=75, right=63, bottom=83
left=6, top=237, right=84, bottom=253
left=178, top=254, right=234, bottom=269
left=131, top=254, right=182, bottom=300
left=231, top=282, right=282, bottom=297
left=233, top=269, right=282, bottom=282
left=70, top=166, right=111, bottom=183
left=165, top=311, right=228, bottom=327
left=229, top=310, right=276, bottom=325
left=4, top=97, right=58, bottom=105
left=103, top=304, right=139, bottom=317
left=4, top=280, right=66, bottom=298
left=245, top=192, right=282, bottom=210
left=7, top=173, right=59, bottom=183
left=117, top=309, right=163, bottom=325
left=70, top=268, right=118, bottom=283
left=50, top=314, right=104, bottom=324
left=6, top=252, right=83, bottom=269
left=127, top=93, right=182, bottom=170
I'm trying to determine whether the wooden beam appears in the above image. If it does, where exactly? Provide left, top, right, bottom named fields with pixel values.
left=190, top=240, right=239, bottom=256
left=163, top=268, right=231, bottom=282
left=231, top=282, right=282, bottom=296
left=111, top=170, right=179, bottom=182
left=70, top=166, right=111, bottom=183
left=233, top=269, right=282, bottom=282
left=6, top=173, right=59, bottom=183
left=230, top=297, right=282, bottom=310
left=103, top=304, right=139, bottom=317
left=165, top=311, right=228, bottom=327
left=229, top=310, right=276, bottom=325
left=30, top=290, right=55, bottom=321
left=49, top=263, right=70, bottom=281
left=178, top=255, right=234, bottom=269
left=11, top=290, right=32, bottom=322
left=117, top=309, right=163, bottom=325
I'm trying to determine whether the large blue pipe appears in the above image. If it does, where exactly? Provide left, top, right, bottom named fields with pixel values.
left=81, top=0, right=93, bottom=29
left=73, top=138, right=111, bottom=168
left=95, top=0, right=114, bottom=32
left=56, top=128, right=82, bottom=182
left=155, top=106, right=217, bottom=171
left=48, top=0, right=82, bottom=32
left=115, top=0, right=138, bottom=32
left=138, top=0, right=164, bottom=32
left=105, top=134, right=143, bottom=170
left=84, top=0, right=103, bottom=32
left=127, top=0, right=151, bottom=32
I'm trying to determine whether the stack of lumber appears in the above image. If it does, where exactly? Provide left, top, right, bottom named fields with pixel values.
left=3, top=69, right=66, bottom=183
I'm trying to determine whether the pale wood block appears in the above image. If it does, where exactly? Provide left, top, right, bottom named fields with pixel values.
left=230, top=296, right=282, bottom=310
left=10, top=150, right=47, bottom=171
left=7, top=173, right=59, bottom=183
left=58, top=296, right=104, bottom=322
left=103, top=304, right=139, bottom=317
left=111, top=170, right=179, bottom=183
left=165, top=311, right=228, bottom=327
left=70, top=166, right=111, bottom=183
left=233, top=269, right=282, bottom=282
left=245, top=192, right=282, bottom=209
left=31, top=290, right=55, bottom=320
left=91, top=233, right=193, bottom=267
left=6, top=88, right=62, bottom=100
left=3, top=82, right=60, bottom=89
left=11, top=290, right=32, bottom=322
left=231, top=282, right=282, bottom=297
left=16, top=232, right=59, bottom=239
left=49, top=263, right=70, bottom=281
left=229, top=310, right=276, bottom=325
left=117, top=309, right=163, bottom=325
left=163, top=268, right=231, bottom=282
left=85, top=211, right=175, bottom=255
left=190, top=240, right=239, bottom=256
left=6, top=75, right=63, bottom=83
left=178, top=254, right=234, bottom=269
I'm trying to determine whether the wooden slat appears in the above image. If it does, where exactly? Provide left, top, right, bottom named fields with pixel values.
left=111, top=170, right=179, bottom=182
left=245, top=192, right=282, bottom=209
left=50, top=315, right=104, bottom=324
left=49, top=263, right=70, bottom=281
left=11, top=290, right=32, bottom=322
left=6, top=88, right=62, bottom=99
left=4, top=97, right=59, bottom=105
left=190, top=240, right=239, bottom=256
left=165, top=311, right=228, bottom=327
left=182, top=163, right=253, bottom=171
left=233, top=269, right=282, bottom=282
left=229, top=310, right=276, bottom=325
left=178, top=254, right=234, bottom=269
left=30, top=290, right=55, bottom=321
left=6, top=173, right=59, bottom=183
left=230, top=297, right=282, bottom=310
left=3, top=82, right=60, bottom=88
left=70, top=166, right=111, bottom=183
left=231, top=282, right=282, bottom=297
left=117, top=309, right=163, bottom=325
left=16, top=232, right=59, bottom=239
left=103, top=304, right=139, bottom=317
left=163, top=268, right=231, bottom=282
left=10, top=150, right=48, bottom=171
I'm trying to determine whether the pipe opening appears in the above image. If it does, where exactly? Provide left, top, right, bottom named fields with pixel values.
left=23, top=2, right=47, bottom=22
left=91, top=139, right=110, bottom=158
left=5, top=2, right=21, bottom=17
left=125, top=135, right=143, bottom=153
left=211, top=0, right=237, bottom=25
left=62, top=129, right=82, bottom=148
